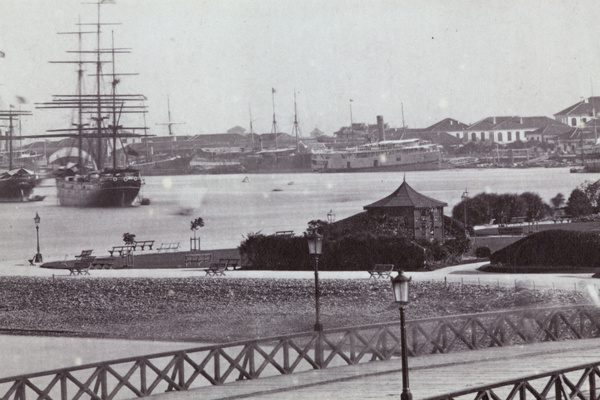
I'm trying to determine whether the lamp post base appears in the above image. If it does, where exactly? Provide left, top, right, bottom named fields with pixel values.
left=33, top=253, right=43, bottom=263
left=314, top=322, right=323, bottom=331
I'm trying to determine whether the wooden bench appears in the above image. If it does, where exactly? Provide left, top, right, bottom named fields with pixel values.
left=157, top=242, right=181, bottom=252
left=368, top=264, right=395, bottom=279
left=205, top=263, right=227, bottom=276
left=185, top=253, right=212, bottom=267
left=133, top=240, right=155, bottom=251
left=68, top=261, right=91, bottom=276
left=220, top=258, right=240, bottom=270
left=108, top=245, right=135, bottom=257
left=90, top=257, right=116, bottom=269
left=75, top=250, right=94, bottom=260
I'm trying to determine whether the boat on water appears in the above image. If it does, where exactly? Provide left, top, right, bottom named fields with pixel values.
left=0, top=107, right=40, bottom=201
left=311, top=115, right=443, bottom=173
left=35, top=2, right=147, bottom=207
left=311, top=138, right=442, bottom=173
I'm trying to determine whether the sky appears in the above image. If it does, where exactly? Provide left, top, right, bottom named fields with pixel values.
left=1, top=0, right=600, bottom=138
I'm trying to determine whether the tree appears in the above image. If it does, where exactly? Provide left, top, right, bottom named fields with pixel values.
left=123, top=232, right=136, bottom=245
left=566, top=188, right=593, bottom=216
left=550, top=193, right=565, bottom=209
left=190, top=217, right=204, bottom=239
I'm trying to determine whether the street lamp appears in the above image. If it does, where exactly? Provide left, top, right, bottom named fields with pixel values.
left=33, top=212, right=43, bottom=263
left=391, top=271, right=412, bottom=400
left=461, top=189, right=468, bottom=233
left=327, top=209, right=335, bottom=224
left=307, top=232, right=323, bottom=331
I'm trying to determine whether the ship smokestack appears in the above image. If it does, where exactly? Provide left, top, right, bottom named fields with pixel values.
left=377, top=115, right=385, bottom=142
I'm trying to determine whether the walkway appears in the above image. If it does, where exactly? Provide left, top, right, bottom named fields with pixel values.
left=2, top=259, right=599, bottom=293
left=146, top=337, right=600, bottom=399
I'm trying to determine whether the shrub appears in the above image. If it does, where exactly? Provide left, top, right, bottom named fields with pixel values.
left=475, top=246, right=491, bottom=258
left=490, top=230, right=600, bottom=268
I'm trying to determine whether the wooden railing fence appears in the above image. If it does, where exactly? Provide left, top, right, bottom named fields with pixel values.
left=424, top=361, right=600, bottom=400
left=1, top=305, right=599, bottom=400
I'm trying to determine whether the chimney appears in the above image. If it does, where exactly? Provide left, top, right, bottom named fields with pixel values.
left=377, top=115, right=385, bottom=142
left=493, top=116, right=496, bottom=124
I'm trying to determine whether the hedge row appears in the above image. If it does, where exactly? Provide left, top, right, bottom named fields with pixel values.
left=490, top=229, right=600, bottom=268
left=238, top=232, right=428, bottom=271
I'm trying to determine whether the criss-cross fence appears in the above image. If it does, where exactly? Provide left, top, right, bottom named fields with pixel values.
left=1, top=305, right=599, bottom=400
left=424, top=361, right=600, bottom=400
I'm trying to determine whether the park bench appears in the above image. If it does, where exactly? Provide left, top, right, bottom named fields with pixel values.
left=108, top=245, right=134, bottom=257
left=185, top=253, right=212, bottom=267
left=205, top=262, right=227, bottom=276
left=75, top=250, right=94, bottom=261
left=220, top=258, right=240, bottom=270
left=157, top=242, right=181, bottom=252
left=132, top=240, right=154, bottom=251
left=368, top=264, right=395, bottom=279
left=67, top=261, right=91, bottom=276
left=90, top=257, right=116, bottom=269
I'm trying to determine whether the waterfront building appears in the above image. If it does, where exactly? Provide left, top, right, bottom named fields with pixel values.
left=462, top=116, right=568, bottom=145
left=363, top=179, right=447, bottom=242
left=554, top=97, right=600, bottom=127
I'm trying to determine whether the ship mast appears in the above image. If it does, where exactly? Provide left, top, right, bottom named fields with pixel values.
left=292, top=90, right=301, bottom=152
left=349, top=99, right=354, bottom=146
left=0, top=107, right=31, bottom=170
left=156, top=96, right=185, bottom=136
left=271, top=88, right=279, bottom=150
left=249, top=104, right=255, bottom=154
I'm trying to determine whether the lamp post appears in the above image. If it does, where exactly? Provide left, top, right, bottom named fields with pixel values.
left=307, top=231, right=324, bottom=368
left=391, top=271, right=412, bottom=400
left=327, top=209, right=335, bottom=224
left=461, top=189, right=468, bottom=233
left=307, top=232, right=323, bottom=331
left=33, top=212, right=42, bottom=263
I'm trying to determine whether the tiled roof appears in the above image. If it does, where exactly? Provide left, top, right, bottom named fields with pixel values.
left=467, top=116, right=564, bottom=131
left=554, top=97, right=600, bottom=117
left=364, top=179, right=447, bottom=210
left=526, top=124, right=573, bottom=137
left=424, top=118, right=469, bottom=132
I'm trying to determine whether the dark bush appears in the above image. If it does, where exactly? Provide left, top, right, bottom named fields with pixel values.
left=475, top=246, right=491, bottom=258
left=490, top=230, right=600, bottom=268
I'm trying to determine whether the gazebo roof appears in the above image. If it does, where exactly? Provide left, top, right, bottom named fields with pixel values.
left=364, top=179, right=448, bottom=210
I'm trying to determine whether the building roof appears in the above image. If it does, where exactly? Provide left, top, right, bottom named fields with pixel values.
left=554, top=97, right=600, bottom=117
left=363, top=179, right=448, bottom=210
left=424, top=118, right=469, bottom=132
left=467, top=116, right=563, bottom=131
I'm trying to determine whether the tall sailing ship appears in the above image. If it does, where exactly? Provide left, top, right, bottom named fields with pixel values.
left=36, top=2, right=146, bottom=207
left=0, top=107, right=39, bottom=202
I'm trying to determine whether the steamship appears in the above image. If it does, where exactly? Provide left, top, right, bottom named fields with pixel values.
left=311, top=116, right=442, bottom=172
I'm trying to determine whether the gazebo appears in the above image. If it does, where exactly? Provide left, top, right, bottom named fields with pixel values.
left=363, top=178, right=448, bottom=242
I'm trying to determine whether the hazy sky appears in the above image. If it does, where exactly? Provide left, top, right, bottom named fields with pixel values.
left=1, top=0, right=600, bottom=138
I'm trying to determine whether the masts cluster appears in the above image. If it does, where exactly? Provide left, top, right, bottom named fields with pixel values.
left=35, top=2, right=147, bottom=171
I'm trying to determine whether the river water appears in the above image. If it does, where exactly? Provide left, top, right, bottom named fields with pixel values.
left=1, top=167, right=597, bottom=262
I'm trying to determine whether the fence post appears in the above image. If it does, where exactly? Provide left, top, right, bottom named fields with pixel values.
left=315, top=330, right=325, bottom=369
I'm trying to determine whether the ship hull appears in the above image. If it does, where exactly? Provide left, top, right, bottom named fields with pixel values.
left=0, top=169, right=38, bottom=202
left=130, top=155, right=194, bottom=176
left=56, top=169, right=141, bottom=207
left=312, top=149, right=443, bottom=173
left=240, top=154, right=312, bottom=173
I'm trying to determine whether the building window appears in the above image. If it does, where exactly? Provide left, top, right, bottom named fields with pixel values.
left=516, top=131, right=520, bottom=140
left=498, top=132, right=503, bottom=141
left=583, top=118, right=587, bottom=123
left=471, top=132, right=476, bottom=141
left=571, top=118, right=577, bottom=126
left=480, top=132, right=485, bottom=140
left=507, top=132, right=512, bottom=141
